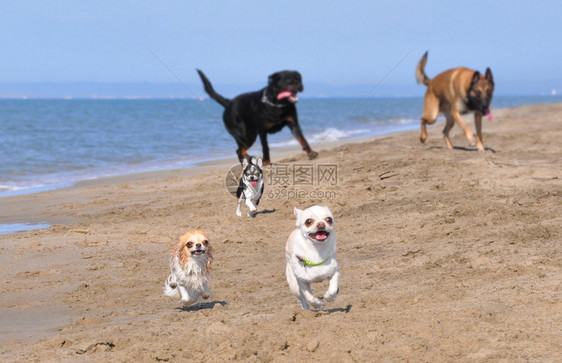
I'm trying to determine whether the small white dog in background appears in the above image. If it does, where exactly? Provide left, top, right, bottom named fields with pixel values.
left=164, top=230, right=214, bottom=306
left=236, top=157, right=264, bottom=217
left=285, top=205, right=340, bottom=310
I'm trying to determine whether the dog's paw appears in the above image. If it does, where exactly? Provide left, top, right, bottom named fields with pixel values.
left=164, top=289, right=181, bottom=300
left=236, top=209, right=242, bottom=217
left=247, top=211, right=256, bottom=218
left=307, top=150, right=319, bottom=160
left=202, top=293, right=211, bottom=300
left=309, top=298, right=324, bottom=310
left=324, top=291, right=337, bottom=302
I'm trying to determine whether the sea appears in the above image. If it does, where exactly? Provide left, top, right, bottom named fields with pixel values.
left=1, top=95, right=561, bottom=199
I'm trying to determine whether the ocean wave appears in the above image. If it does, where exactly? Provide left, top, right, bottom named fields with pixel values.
left=0, top=182, right=74, bottom=198
left=0, top=184, right=32, bottom=193
left=389, top=117, right=418, bottom=124
left=369, top=118, right=418, bottom=126
left=0, top=155, right=214, bottom=198
left=270, top=128, right=371, bottom=147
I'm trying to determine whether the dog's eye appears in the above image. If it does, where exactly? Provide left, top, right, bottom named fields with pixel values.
left=186, top=241, right=193, bottom=248
left=203, top=240, right=209, bottom=246
left=325, top=217, right=333, bottom=225
left=305, top=218, right=314, bottom=227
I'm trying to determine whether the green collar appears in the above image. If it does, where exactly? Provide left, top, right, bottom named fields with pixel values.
left=297, top=255, right=329, bottom=267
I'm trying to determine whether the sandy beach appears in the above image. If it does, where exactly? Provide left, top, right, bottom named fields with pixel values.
left=0, top=103, right=560, bottom=362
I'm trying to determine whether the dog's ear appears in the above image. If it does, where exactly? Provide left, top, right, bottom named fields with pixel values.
left=178, top=232, right=189, bottom=246
left=294, top=208, right=303, bottom=226
left=257, top=158, right=263, bottom=168
left=242, top=158, right=248, bottom=169
left=177, top=236, right=190, bottom=266
left=206, top=245, right=214, bottom=273
left=268, top=72, right=280, bottom=85
left=471, top=71, right=481, bottom=86
left=485, top=67, right=494, bottom=85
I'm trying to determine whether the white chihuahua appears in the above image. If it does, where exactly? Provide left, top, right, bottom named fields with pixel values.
left=285, top=205, right=340, bottom=310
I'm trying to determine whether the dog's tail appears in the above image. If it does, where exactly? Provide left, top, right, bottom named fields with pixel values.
left=415, top=51, right=430, bottom=86
left=197, top=69, right=230, bottom=108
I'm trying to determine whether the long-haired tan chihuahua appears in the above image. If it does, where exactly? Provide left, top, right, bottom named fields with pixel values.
left=163, top=230, right=214, bottom=306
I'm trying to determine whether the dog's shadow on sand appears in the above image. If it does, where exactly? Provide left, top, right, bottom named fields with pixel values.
left=312, top=304, right=352, bottom=314
left=176, top=300, right=228, bottom=312
left=429, top=145, right=497, bottom=153
left=255, top=208, right=276, bottom=216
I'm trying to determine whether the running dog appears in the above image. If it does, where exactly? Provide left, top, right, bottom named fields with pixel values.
left=416, top=51, right=495, bottom=151
left=285, top=206, right=339, bottom=310
left=163, top=230, right=214, bottom=306
left=197, top=69, right=318, bottom=165
left=236, top=157, right=264, bottom=217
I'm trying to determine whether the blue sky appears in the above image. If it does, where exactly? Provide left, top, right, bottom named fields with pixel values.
left=1, top=1, right=561, bottom=96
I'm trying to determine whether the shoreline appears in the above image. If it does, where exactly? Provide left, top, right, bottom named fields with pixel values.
left=0, top=101, right=550, bottom=234
left=0, top=121, right=421, bottom=199
left=0, top=129, right=413, bottom=234
left=0, top=125, right=417, bottom=201
left=3, top=94, right=562, bottom=201
left=0, top=105, right=521, bottom=234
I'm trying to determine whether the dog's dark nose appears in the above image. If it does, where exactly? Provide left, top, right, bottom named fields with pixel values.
left=317, top=222, right=325, bottom=229
left=195, top=243, right=201, bottom=249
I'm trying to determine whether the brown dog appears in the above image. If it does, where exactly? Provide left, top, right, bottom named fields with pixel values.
left=416, top=51, right=494, bottom=151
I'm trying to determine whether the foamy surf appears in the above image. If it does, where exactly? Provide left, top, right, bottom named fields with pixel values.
left=270, top=128, right=370, bottom=147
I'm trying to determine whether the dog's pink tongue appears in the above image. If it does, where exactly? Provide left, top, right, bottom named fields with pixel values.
left=277, top=91, right=292, bottom=100
left=485, top=109, right=494, bottom=122
left=315, top=231, right=327, bottom=241
left=249, top=180, right=258, bottom=188
left=277, top=91, right=298, bottom=103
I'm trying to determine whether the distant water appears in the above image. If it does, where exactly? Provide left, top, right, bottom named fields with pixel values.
left=0, top=223, right=51, bottom=236
left=1, top=95, right=561, bottom=197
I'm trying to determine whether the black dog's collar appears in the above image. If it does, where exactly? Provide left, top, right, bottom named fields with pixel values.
left=261, top=90, right=288, bottom=108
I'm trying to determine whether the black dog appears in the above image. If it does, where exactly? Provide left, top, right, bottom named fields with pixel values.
left=197, top=69, right=318, bottom=165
